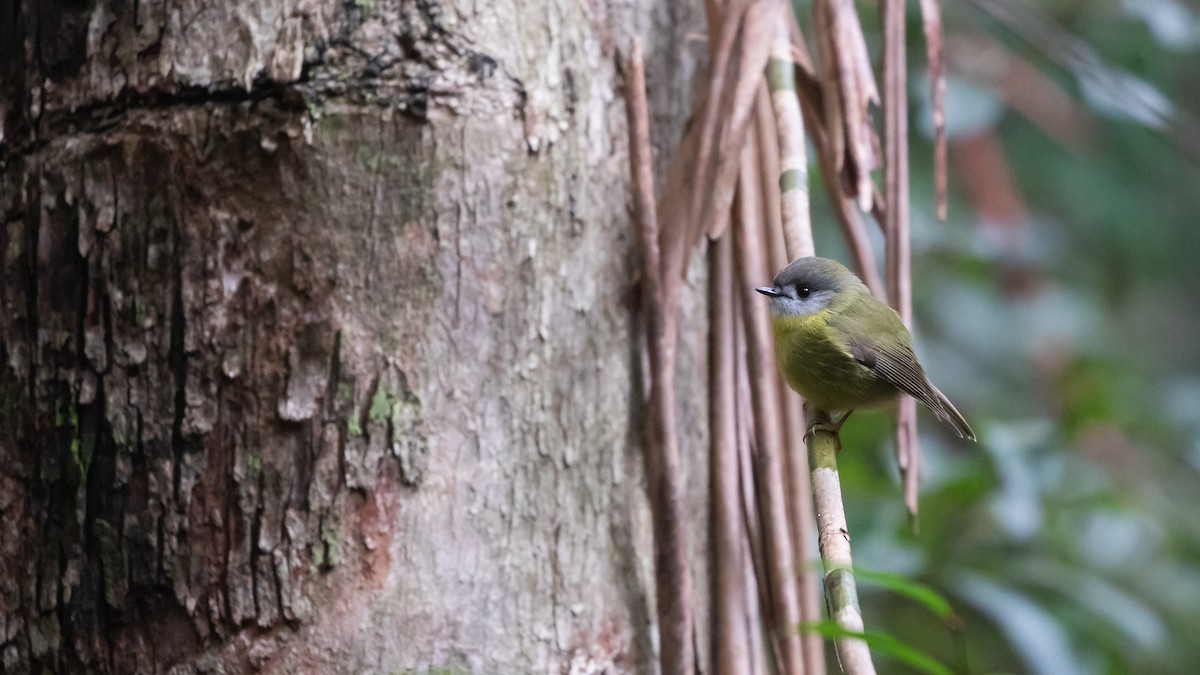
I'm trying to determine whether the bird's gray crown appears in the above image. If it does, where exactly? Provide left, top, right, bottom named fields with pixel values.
left=772, top=256, right=862, bottom=294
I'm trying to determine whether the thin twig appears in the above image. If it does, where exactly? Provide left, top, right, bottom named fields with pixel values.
left=689, top=0, right=752, bottom=244
left=701, top=0, right=784, bottom=241
left=918, top=0, right=948, bottom=220
left=882, top=0, right=921, bottom=521
left=710, top=231, right=757, bottom=675
left=812, top=0, right=846, bottom=174
left=822, top=0, right=881, bottom=213
left=756, top=84, right=787, bottom=268
left=779, top=376, right=825, bottom=675
left=625, top=39, right=695, bottom=675
left=809, top=412, right=878, bottom=675
left=735, top=298, right=774, bottom=675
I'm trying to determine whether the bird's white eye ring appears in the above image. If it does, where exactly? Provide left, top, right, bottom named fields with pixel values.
left=797, top=287, right=811, bottom=299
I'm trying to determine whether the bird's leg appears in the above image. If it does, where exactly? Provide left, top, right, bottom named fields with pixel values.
left=804, top=409, right=855, bottom=452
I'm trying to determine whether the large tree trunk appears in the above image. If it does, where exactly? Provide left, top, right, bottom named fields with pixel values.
left=0, top=0, right=709, bottom=671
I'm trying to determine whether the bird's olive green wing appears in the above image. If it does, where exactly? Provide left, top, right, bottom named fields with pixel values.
left=824, top=294, right=926, bottom=394
left=850, top=338, right=934, bottom=402
left=829, top=295, right=975, bottom=440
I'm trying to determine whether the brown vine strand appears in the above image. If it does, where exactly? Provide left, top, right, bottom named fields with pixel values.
left=625, top=38, right=695, bottom=675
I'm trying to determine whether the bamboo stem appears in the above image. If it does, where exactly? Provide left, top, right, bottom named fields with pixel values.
left=808, top=411, right=877, bottom=675
left=766, top=30, right=814, bottom=262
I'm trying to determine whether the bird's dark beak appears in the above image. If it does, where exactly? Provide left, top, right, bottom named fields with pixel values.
left=755, top=286, right=782, bottom=297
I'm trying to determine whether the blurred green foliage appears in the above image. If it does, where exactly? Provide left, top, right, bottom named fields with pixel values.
left=804, top=1, right=1200, bottom=673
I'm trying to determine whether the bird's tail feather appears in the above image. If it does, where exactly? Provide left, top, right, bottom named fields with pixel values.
left=920, top=383, right=976, bottom=441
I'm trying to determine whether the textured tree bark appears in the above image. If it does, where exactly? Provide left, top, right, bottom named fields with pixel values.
left=0, top=0, right=708, bottom=672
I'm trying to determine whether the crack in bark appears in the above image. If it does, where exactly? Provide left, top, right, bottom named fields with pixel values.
left=168, top=213, right=187, bottom=505
left=21, top=169, right=39, bottom=401
left=1, top=82, right=309, bottom=163
left=1, top=6, right=531, bottom=168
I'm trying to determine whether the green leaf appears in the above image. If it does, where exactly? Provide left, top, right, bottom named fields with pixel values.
left=797, top=561, right=959, bottom=623
left=854, top=568, right=957, bottom=622
left=800, top=620, right=954, bottom=675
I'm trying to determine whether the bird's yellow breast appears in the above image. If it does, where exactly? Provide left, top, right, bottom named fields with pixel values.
left=768, top=309, right=896, bottom=412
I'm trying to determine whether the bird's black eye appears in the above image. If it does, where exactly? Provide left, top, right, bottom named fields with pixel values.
left=797, top=287, right=812, bottom=299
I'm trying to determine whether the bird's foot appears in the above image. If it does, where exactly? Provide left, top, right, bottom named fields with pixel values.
left=804, top=410, right=854, bottom=452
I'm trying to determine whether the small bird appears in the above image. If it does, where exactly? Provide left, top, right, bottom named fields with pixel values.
left=755, top=256, right=975, bottom=441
